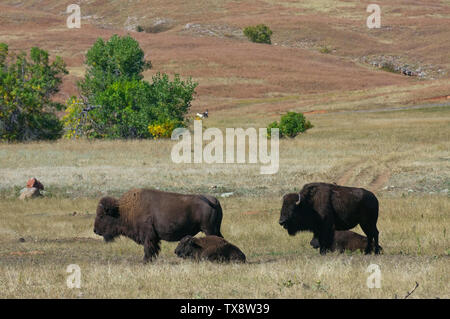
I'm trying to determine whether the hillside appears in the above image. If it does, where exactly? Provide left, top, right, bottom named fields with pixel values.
left=1, top=0, right=449, bottom=119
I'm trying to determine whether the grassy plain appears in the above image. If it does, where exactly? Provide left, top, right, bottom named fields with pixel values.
left=1, top=107, right=449, bottom=298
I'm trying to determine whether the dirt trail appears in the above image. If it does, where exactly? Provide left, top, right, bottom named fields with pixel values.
left=330, top=101, right=450, bottom=115
left=336, top=160, right=366, bottom=186
left=336, top=160, right=392, bottom=192
left=301, top=102, right=449, bottom=118
left=368, top=169, right=391, bottom=192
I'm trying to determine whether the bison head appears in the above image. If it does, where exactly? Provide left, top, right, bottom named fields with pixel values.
left=279, top=192, right=305, bottom=235
left=94, top=196, right=121, bottom=242
left=174, top=236, right=200, bottom=259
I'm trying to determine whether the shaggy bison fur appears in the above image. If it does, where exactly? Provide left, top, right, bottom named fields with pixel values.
left=279, top=182, right=381, bottom=255
left=175, top=235, right=246, bottom=263
left=310, top=230, right=383, bottom=253
left=94, top=188, right=223, bottom=262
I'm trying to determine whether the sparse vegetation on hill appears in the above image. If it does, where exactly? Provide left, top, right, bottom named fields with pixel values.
left=135, top=18, right=174, bottom=34
left=243, top=24, right=273, bottom=44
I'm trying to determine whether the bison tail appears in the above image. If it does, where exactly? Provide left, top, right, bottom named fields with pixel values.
left=214, top=201, right=224, bottom=238
left=200, top=195, right=224, bottom=237
left=97, top=196, right=119, bottom=217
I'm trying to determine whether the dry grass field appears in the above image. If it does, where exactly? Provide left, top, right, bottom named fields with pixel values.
left=0, top=1, right=449, bottom=299
left=1, top=107, right=449, bottom=298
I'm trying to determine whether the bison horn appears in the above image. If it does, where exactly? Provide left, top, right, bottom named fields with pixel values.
left=295, top=193, right=301, bottom=205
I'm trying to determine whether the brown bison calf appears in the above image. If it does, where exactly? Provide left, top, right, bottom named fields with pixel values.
left=175, top=235, right=246, bottom=263
left=279, top=182, right=381, bottom=255
left=93, top=188, right=223, bottom=263
left=310, top=231, right=383, bottom=253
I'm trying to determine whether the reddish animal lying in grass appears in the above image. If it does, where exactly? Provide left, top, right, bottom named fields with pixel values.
left=93, top=188, right=223, bottom=263
left=175, top=235, right=246, bottom=263
left=310, top=230, right=383, bottom=253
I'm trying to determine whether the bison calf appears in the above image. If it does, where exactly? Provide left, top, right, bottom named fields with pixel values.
left=93, top=188, right=223, bottom=263
left=279, top=182, right=381, bottom=255
left=175, top=235, right=246, bottom=263
left=310, top=231, right=383, bottom=253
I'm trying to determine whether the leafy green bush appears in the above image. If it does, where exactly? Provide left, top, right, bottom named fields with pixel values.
left=266, top=121, right=280, bottom=138
left=243, top=24, right=273, bottom=44
left=64, top=35, right=197, bottom=139
left=0, top=43, right=67, bottom=141
left=78, top=34, right=151, bottom=100
left=267, top=112, right=313, bottom=138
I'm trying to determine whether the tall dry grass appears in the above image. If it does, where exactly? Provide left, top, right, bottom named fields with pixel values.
left=0, top=195, right=448, bottom=298
left=0, top=106, right=448, bottom=298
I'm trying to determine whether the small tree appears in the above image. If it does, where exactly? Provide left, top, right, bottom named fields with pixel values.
left=243, top=24, right=273, bottom=44
left=64, top=35, right=197, bottom=139
left=0, top=43, right=67, bottom=141
left=267, top=112, right=313, bottom=138
left=78, top=34, right=152, bottom=102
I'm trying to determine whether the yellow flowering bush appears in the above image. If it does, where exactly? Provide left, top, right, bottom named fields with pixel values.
left=148, top=119, right=180, bottom=139
left=62, top=97, right=85, bottom=139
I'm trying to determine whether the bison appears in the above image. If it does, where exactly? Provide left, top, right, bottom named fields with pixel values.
left=175, top=235, right=246, bottom=263
left=279, top=182, right=381, bottom=255
left=310, top=230, right=383, bottom=253
left=93, top=188, right=223, bottom=262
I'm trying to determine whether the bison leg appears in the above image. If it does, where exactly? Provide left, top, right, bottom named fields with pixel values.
left=319, top=233, right=334, bottom=255
left=373, top=227, right=381, bottom=255
left=203, top=212, right=223, bottom=238
left=360, top=223, right=378, bottom=255
left=143, top=234, right=161, bottom=263
left=364, top=238, right=373, bottom=255
left=318, top=224, right=334, bottom=255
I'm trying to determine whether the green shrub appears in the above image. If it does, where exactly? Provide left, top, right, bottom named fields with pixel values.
left=380, top=62, right=397, bottom=73
left=64, top=35, right=197, bottom=139
left=243, top=24, right=273, bottom=44
left=267, top=121, right=280, bottom=138
left=319, top=46, right=332, bottom=54
left=267, top=112, right=313, bottom=138
left=0, top=44, right=67, bottom=141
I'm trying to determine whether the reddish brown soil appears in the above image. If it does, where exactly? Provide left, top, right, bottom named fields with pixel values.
left=0, top=1, right=448, bottom=113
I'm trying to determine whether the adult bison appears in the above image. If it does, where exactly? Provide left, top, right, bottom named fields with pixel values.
left=175, top=235, right=246, bottom=263
left=310, top=230, right=383, bottom=253
left=279, top=182, right=381, bottom=255
left=93, top=188, right=223, bottom=262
